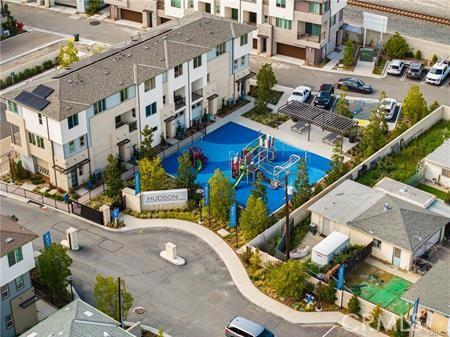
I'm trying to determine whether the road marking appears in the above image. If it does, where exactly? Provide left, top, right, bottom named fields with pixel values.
left=322, top=325, right=337, bottom=337
left=420, top=76, right=427, bottom=85
left=441, top=76, right=450, bottom=89
left=400, top=71, right=408, bottom=82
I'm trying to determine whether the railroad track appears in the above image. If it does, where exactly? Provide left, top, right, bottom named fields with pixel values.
left=347, top=0, right=450, bottom=26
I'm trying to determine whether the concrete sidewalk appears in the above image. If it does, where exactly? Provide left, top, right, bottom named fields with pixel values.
left=120, top=214, right=386, bottom=337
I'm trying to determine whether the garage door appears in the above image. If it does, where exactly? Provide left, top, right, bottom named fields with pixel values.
left=56, top=0, right=76, bottom=7
left=120, top=9, right=142, bottom=23
left=276, top=43, right=305, bottom=59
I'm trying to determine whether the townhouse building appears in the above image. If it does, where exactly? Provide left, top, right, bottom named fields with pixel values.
left=105, top=0, right=347, bottom=64
left=1, top=216, right=39, bottom=337
left=2, top=13, right=254, bottom=192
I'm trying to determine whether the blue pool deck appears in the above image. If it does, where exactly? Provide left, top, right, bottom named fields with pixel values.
left=162, top=122, right=331, bottom=213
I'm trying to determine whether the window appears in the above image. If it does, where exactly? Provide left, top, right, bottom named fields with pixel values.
left=171, top=0, right=181, bottom=8
left=205, top=2, right=211, bottom=13
left=332, top=14, right=336, bottom=25
left=231, top=8, right=238, bottom=20
left=1, top=285, right=9, bottom=299
left=309, top=2, right=321, bottom=14
left=241, top=56, right=246, bottom=66
left=120, top=88, right=128, bottom=102
left=38, top=113, right=43, bottom=125
left=79, top=166, right=83, bottom=176
left=68, top=114, right=79, bottom=129
left=5, top=314, right=14, bottom=329
left=36, top=135, right=44, bottom=149
left=276, top=0, right=286, bottom=8
left=79, top=135, right=85, bottom=147
left=305, top=22, right=321, bottom=36
left=193, top=55, right=202, bottom=69
left=69, top=141, right=76, bottom=153
left=373, top=239, right=382, bottom=248
left=442, top=168, right=450, bottom=178
left=7, top=247, right=23, bottom=267
left=152, top=126, right=158, bottom=132
left=15, top=275, right=24, bottom=291
left=234, top=59, right=239, bottom=70
left=174, top=64, right=183, bottom=78
left=145, top=102, right=157, bottom=117
left=144, top=77, right=156, bottom=92
left=94, top=99, right=106, bottom=114
left=207, top=73, right=210, bottom=82
left=240, top=34, right=248, bottom=46
left=275, top=18, right=292, bottom=30
left=163, top=95, right=166, bottom=104
left=216, top=42, right=226, bottom=56
left=28, top=132, right=36, bottom=146
left=7, top=100, right=18, bottom=113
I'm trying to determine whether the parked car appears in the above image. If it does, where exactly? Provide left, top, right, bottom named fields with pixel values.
left=287, top=85, right=311, bottom=103
left=225, top=316, right=276, bottom=337
left=426, top=58, right=450, bottom=85
left=313, top=83, right=334, bottom=109
left=387, top=59, right=405, bottom=75
left=380, top=98, right=397, bottom=120
left=407, top=62, right=424, bottom=79
left=337, top=78, right=373, bottom=94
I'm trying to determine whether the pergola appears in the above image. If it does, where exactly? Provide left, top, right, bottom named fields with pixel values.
left=278, top=100, right=358, bottom=141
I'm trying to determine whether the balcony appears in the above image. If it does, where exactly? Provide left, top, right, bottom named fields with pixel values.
left=128, top=120, right=137, bottom=133
left=174, top=96, right=186, bottom=111
left=297, top=32, right=321, bottom=43
left=191, top=89, right=203, bottom=102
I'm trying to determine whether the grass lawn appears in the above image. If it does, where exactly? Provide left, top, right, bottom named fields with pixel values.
left=249, top=85, right=284, bottom=106
left=357, top=120, right=450, bottom=186
left=416, top=183, right=449, bottom=200
left=243, top=107, right=289, bottom=128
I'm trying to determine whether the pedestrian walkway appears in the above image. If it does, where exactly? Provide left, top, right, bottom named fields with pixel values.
left=119, top=214, right=386, bottom=337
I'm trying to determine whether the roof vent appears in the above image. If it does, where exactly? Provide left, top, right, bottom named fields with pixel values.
left=160, top=57, right=165, bottom=61
left=103, top=333, right=110, bottom=337
left=5, top=237, right=14, bottom=244
left=26, top=333, right=37, bottom=337
left=126, top=53, right=132, bottom=57
left=104, top=71, right=109, bottom=75
left=83, top=310, right=93, bottom=317
left=66, top=107, right=72, bottom=111
left=119, top=81, right=124, bottom=85
left=399, top=187, right=408, bottom=193
left=68, top=80, right=73, bottom=84
left=186, top=38, right=191, bottom=41
left=177, top=32, right=182, bottom=35
left=206, top=19, right=210, bottom=23
left=369, top=230, right=374, bottom=234
left=112, top=57, right=117, bottom=61
left=144, top=46, right=149, bottom=49
left=162, top=36, right=167, bottom=40
left=383, top=203, right=391, bottom=211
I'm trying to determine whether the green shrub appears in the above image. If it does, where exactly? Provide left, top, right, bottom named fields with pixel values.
left=391, top=318, right=410, bottom=337
left=316, top=280, right=337, bottom=304
left=342, top=40, right=356, bottom=68
left=384, top=32, right=410, bottom=59
left=414, top=50, right=422, bottom=59
left=268, top=260, right=309, bottom=299
left=431, top=54, right=438, bottom=65
left=347, top=294, right=361, bottom=315
left=0, top=59, right=56, bottom=90
left=86, top=0, right=101, bottom=15
left=369, top=305, right=384, bottom=330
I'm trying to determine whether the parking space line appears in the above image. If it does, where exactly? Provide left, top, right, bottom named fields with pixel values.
left=420, top=77, right=427, bottom=85
left=400, top=71, right=408, bottom=82
left=441, top=77, right=450, bottom=89
left=322, top=325, right=337, bottom=337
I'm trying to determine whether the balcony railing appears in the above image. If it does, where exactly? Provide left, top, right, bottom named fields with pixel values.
left=174, top=96, right=186, bottom=111
left=128, top=121, right=137, bottom=133
left=191, top=89, right=203, bottom=102
left=297, top=33, right=321, bottom=43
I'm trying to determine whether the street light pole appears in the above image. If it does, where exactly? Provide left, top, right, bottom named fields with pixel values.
left=285, top=175, right=290, bottom=260
left=196, top=188, right=204, bottom=225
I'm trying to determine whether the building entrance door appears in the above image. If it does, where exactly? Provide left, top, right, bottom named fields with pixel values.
left=392, top=247, right=401, bottom=266
left=69, top=169, right=78, bottom=188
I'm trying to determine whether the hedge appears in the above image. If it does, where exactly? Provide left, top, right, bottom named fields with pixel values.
left=1, top=59, right=56, bottom=90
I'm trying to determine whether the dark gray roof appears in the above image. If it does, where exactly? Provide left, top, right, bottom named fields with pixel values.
left=20, top=299, right=134, bottom=337
left=402, top=260, right=450, bottom=317
left=3, top=12, right=254, bottom=121
left=1, top=215, right=38, bottom=257
left=348, top=195, right=449, bottom=252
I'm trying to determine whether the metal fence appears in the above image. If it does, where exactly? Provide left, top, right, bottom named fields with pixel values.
left=156, top=128, right=207, bottom=160
left=71, top=201, right=104, bottom=225
left=0, top=181, right=70, bottom=212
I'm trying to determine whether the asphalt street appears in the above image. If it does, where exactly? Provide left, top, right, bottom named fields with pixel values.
left=250, top=55, right=450, bottom=105
left=1, top=197, right=359, bottom=337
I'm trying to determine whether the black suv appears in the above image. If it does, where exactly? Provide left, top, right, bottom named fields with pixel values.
left=407, top=62, right=424, bottom=79
left=313, top=84, right=334, bottom=109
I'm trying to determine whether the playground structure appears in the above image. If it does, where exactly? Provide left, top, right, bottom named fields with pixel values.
left=189, top=146, right=208, bottom=172
left=229, top=133, right=301, bottom=189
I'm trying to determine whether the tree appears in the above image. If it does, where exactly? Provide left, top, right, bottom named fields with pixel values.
left=158, top=329, right=164, bottom=337
left=292, top=157, right=312, bottom=207
left=269, top=260, right=308, bottom=299
left=369, top=305, right=384, bottom=330
left=342, top=40, right=356, bottom=68
left=58, top=41, right=79, bottom=69
left=384, top=32, right=410, bottom=59
left=176, top=151, right=197, bottom=197
left=402, top=85, right=428, bottom=125
left=255, top=63, right=277, bottom=114
left=325, top=141, right=345, bottom=184
left=428, top=100, right=440, bottom=113
left=104, top=154, right=123, bottom=201
left=140, top=125, right=155, bottom=160
left=391, top=318, right=410, bottom=337
left=347, top=294, right=361, bottom=315
left=239, top=194, right=269, bottom=240
left=86, top=0, right=101, bottom=15
left=139, top=157, right=168, bottom=191
left=37, top=244, right=72, bottom=302
left=414, top=50, right=422, bottom=60
left=251, top=172, right=267, bottom=205
left=93, top=274, right=134, bottom=321
left=431, top=54, right=438, bottom=65
left=208, top=169, right=234, bottom=223
left=316, top=280, right=337, bottom=304
left=335, top=91, right=352, bottom=118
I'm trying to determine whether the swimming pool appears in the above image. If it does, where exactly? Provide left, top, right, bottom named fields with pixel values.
left=162, top=122, right=331, bottom=213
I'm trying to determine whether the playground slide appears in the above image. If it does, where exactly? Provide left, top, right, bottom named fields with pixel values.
left=195, top=159, right=203, bottom=173
left=233, top=171, right=245, bottom=189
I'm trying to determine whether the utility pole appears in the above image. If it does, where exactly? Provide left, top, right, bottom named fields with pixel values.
left=117, top=277, right=123, bottom=328
left=285, top=175, right=290, bottom=260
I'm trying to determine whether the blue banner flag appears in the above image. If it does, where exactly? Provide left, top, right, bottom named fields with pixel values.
left=204, top=184, right=209, bottom=206
left=229, top=203, right=237, bottom=228
left=135, top=171, right=140, bottom=195
left=337, top=264, right=346, bottom=290
left=112, top=208, right=120, bottom=220
left=411, top=298, right=420, bottom=324
left=43, top=231, right=52, bottom=248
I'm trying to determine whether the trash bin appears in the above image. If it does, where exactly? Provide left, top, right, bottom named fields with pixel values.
left=360, top=48, right=374, bottom=62
left=73, top=33, right=80, bottom=42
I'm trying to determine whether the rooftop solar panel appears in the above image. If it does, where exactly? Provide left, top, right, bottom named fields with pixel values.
left=32, top=84, right=54, bottom=98
left=15, top=91, right=50, bottom=111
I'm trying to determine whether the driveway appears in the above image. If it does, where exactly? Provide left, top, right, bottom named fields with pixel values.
left=0, top=196, right=359, bottom=337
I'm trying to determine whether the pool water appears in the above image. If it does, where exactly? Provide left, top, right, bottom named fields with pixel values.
left=162, top=122, right=331, bottom=213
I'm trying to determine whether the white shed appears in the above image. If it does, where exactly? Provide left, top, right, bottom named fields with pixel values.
left=312, top=231, right=350, bottom=267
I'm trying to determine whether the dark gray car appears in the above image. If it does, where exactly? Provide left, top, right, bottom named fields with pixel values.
left=407, top=62, right=424, bottom=79
left=225, top=316, right=276, bottom=337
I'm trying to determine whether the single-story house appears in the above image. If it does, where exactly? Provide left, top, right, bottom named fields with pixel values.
left=423, top=139, right=450, bottom=188
left=308, top=179, right=449, bottom=271
left=402, top=260, right=450, bottom=336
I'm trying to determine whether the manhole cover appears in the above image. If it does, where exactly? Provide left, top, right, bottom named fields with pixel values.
left=133, top=307, right=145, bottom=314
left=89, top=21, right=100, bottom=26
